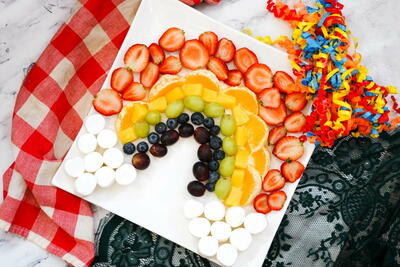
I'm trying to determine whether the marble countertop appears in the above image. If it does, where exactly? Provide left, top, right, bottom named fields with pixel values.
left=0, top=0, right=399, bottom=266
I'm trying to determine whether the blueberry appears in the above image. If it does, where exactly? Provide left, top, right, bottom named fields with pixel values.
left=210, top=125, right=220, bottom=136
left=208, top=160, right=219, bottom=171
left=147, top=132, right=160, bottom=144
left=213, top=150, right=225, bottom=160
left=123, top=143, right=135, bottom=155
left=191, top=112, right=204, bottom=125
left=205, top=182, right=215, bottom=192
left=167, top=118, right=178, bottom=129
left=155, top=122, right=167, bottom=134
left=177, top=113, right=190, bottom=124
left=209, top=136, right=222, bottom=150
left=209, top=171, right=220, bottom=183
left=203, top=117, right=214, bottom=128
left=137, top=142, right=149, bottom=153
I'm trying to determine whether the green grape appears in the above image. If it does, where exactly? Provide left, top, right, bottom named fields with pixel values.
left=204, top=103, right=225, bottom=118
left=220, top=115, right=236, bottom=136
left=134, top=121, right=150, bottom=138
left=222, top=137, right=237, bottom=156
left=184, top=96, right=205, bottom=112
left=219, top=156, right=235, bottom=177
left=215, top=177, right=232, bottom=200
left=145, top=110, right=161, bottom=125
left=166, top=100, right=184, bottom=118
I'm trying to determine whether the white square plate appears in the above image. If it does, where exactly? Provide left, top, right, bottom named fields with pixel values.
left=53, top=0, right=314, bottom=266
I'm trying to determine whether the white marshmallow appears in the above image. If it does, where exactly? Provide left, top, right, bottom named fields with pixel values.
left=95, top=166, right=115, bottom=188
left=244, top=212, right=268, bottom=234
left=64, top=157, right=85, bottom=178
left=210, top=221, right=231, bottom=242
left=225, top=207, right=245, bottom=228
left=85, top=114, right=105, bottom=135
left=103, top=148, right=124, bottom=169
left=198, top=236, right=218, bottom=257
left=229, top=228, right=252, bottom=251
left=84, top=152, right=103, bottom=172
left=188, top=217, right=210, bottom=238
left=183, top=199, right=204, bottom=219
left=115, top=164, right=137, bottom=185
left=97, top=129, right=118, bottom=149
left=216, top=243, right=238, bottom=267
left=78, top=133, right=97, bottom=154
left=74, top=173, right=97, bottom=196
left=204, top=201, right=225, bottom=221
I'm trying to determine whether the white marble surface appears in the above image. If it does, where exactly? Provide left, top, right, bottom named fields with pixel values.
left=0, top=0, right=399, bottom=266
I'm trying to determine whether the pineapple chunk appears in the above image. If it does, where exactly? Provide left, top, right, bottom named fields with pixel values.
left=182, top=83, right=203, bottom=96
left=214, top=94, right=236, bottom=109
left=202, top=88, right=218, bottom=102
left=235, top=126, right=248, bottom=147
left=117, top=127, right=137, bottom=144
left=224, top=187, right=243, bottom=207
left=235, top=148, right=249, bottom=169
left=165, top=87, right=184, bottom=103
left=148, top=97, right=167, bottom=112
left=233, top=105, right=250, bottom=126
left=231, top=169, right=245, bottom=187
left=130, top=104, right=148, bottom=123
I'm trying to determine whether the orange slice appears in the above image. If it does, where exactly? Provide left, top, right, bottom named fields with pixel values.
left=184, top=70, right=220, bottom=92
left=115, top=102, right=148, bottom=143
left=245, top=113, right=269, bottom=151
left=149, top=75, right=183, bottom=100
left=239, top=166, right=262, bottom=206
left=224, top=87, right=258, bottom=114
left=250, top=146, right=271, bottom=178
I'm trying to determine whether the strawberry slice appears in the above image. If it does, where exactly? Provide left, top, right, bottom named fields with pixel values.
left=199, top=31, right=218, bottom=56
left=124, top=44, right=149, bottom=72
left=158, top=27, right=185, bottom=52
left=149, top=43, right=165, bottom=65
left=159, top=56, right=182, bottom=75
left=281, top=160, right=305, bottom=183
left=274, top=71, right=296, bottom=94
left=244, top=63, right=273, bottom=93
left=93, top=89, right=122, bottom=116
left=273, top=136, right=304, bottom=161
left=122, top=82, right=147, bottom=101
left=225, top=70, right=243, bottom=86
left=140, top=62, right=159, bottom=88
left=268, top=125, right=287, bottom=146
left=180, top=0, right=203, bottom=6
left=262, top=169, right=285, bottom=192
left=285, top=92, right=307, bottom=112
left=284, top=112, right=306, bottom=133
left=215, top=38, right=236, bottom=62
left=259, top=101, right=287, bottom=126
left=110, top=67, right=133, bottom=93
left=253, top=194, right=271, bottom=214
left=234, top=47, right=258, bottom=73
left=207, top=57, right=228, bottom=81
left=180, top=40, right=209, bottom=70
left=267, top=191, right=287, bottom=211
left=258, top=87, right=281, bottom=108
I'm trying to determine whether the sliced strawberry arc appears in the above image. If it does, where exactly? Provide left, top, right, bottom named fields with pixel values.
left=110, top=67, right=133, bottom=92
left=179, top=40, right=209, bottom=70
left=93, top=89, right=122, bottom=116
left=124, top=44, right=149, bottom=72
left=267, top=191, right=287, bottom=210
left=258, top=87, right=281, bottom=108
left=158, top=27, right=185, bottom=52
left=281, top=160, right=305, bottom=183
left=273, top=136, right=304, bottom=161
left=140, top=62, right=159, bottom=88
left=199, top=31, right=218, bottom=56
left=207, top=57, right=228, bottom=81
left=274, top=71, right=296, bottom=94
left=244, top=63, right=273, bottom=93
left=259, top=101, right=287, bottom=126
left=215, top=38, right=236, bottom=62
left=285, top=92, right=307, bottom=112
left=234, top=47, right=258, bottom=73
left=253, top=194, right=271, bottom=214
left=225, top=70, right=243, bottom=86
left=284, top=111, right=306, bottom=133
left=149, top=43, right=165, bottom=65
left=122, top=82, right=147, bottom=101
left=159, top=56, right=182, bottom=75
left=268, top=125, right=287, bottom=146
left=262, top=169, right=285, bottom=192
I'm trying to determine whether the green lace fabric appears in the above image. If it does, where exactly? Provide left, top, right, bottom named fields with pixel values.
left=92, top=128, right=400, bottom=267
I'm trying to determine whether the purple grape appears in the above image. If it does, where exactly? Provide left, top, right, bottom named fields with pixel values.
left=194, top=127, right=210, bottom=144
left=192, top=161, right=209, bottom=181
left=187, top=181, right=206, bottom=197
